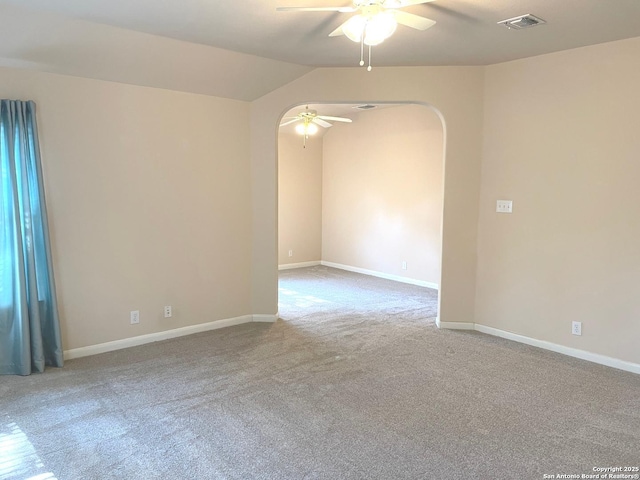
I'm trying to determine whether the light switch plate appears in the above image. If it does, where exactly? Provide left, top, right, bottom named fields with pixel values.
left=496, top=200, right=513, bottom=213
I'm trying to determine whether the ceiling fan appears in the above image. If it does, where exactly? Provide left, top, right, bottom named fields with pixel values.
left=280, top=106, right=353, bottom=147
left=277, top=0, right=437, bottom=70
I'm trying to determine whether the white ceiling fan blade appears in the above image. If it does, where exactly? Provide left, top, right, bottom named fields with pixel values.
left=393, top=10, right=436, bottom=30
left=312, top=118, right=333, bottom=128
left=317, top=115, right=353, bottom=123
left=279, top=118, right=300, bottom=127
left=277, top=6, right=357, bottom=13
left=383, top=0, right=435, bottom=7
left=328, top=18, right=350, bottom=37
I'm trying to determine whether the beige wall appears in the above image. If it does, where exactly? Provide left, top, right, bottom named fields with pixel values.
left=251, top=66, right=485, bottom=324
left=322, top=105, right=443, bottom=285
left=477, top=37, right=640, bottom=364
left=1, top=67, right=252, bottom=350
left=0, top=3, right=312, bottom=101
left=277, top=133, right=323, bottom=265
left=4, top=35, right=636, bottom=367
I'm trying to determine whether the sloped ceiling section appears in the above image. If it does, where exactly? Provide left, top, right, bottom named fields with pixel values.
left=0, top=4, right=313, bottom=101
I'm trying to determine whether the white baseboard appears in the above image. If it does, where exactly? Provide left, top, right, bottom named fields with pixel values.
left=475, top=323, right=640, bottom=375
left=320, top=261, right=439, bottom=290
left=252, top=313, right=278, bottom=323
left=64, top=314, right=254, bottom=360
left=278, top=261, right=321, bottom=270
left=63, top=309, right=639, bottom=375
left=436, top=317, right=474, bottom=330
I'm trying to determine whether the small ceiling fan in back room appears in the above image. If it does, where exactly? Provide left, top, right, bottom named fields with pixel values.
left=280, top=106, right=353, bottom=147
left=277, top=0, right=437, bottom=71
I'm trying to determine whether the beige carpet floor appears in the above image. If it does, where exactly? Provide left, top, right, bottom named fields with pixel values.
left=1, top=266, right=639, bottom=479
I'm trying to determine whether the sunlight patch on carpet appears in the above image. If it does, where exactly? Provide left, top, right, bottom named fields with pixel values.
left=0, top=418, right=57, bottom=480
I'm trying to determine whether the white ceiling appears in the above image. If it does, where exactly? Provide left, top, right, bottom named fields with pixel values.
left=0, top=4, right=312, bottom=101
left=1, top=1, right=639, bottom=101
left=2, top=0, right=640, bottom=68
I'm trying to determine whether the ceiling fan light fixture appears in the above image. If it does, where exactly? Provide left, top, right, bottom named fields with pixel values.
left=343, top=14, right=367, bottom=42
left=343, top=11, right=397, bottom=46
left=295, top=121, right=318, bottom=136
left=364, top=11, right=397, bottom=45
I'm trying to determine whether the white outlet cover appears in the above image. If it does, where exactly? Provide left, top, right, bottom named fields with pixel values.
left=572, top=321, right=582, bottom=336
left=496, top=200, right=513, bottom=213
left=130, top=310, right=140, bottom=324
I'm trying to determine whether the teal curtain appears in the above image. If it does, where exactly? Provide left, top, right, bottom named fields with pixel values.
left=0, top=99, right=63, bottom=375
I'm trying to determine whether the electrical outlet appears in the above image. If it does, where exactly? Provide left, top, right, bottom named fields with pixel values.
left=130, top=310, right=140, bottom=325
left=402, top=261, right=407, bottom=270
left=164, top=305, right=172, bottom=318
left=572, top=321, right=582, bottom=336
left=288, top=250, right=293, bottom=257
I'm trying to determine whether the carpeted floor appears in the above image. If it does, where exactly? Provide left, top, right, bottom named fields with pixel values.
left=1, top=265, right=639, bottom=480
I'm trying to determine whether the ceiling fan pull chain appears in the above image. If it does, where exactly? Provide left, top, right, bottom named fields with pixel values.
left=359, top=36, right=365, bottom=66
left=303, top=121, right=308, bottom=148
left=368, top=45, right=372, bottom=72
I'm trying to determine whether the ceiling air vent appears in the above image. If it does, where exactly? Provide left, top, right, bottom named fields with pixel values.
left=354, top=104, right=377, bottom=110
left=498, top=14, right=546, bottom=30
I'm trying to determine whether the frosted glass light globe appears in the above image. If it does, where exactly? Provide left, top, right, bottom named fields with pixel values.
left=364, top=11, right=397, bottom=46
left=295, top=121, right=319, bottom=135
left=343, top=15, right=367, bottom=42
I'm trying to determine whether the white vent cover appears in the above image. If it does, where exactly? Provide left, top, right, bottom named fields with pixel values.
left=498, top=14, right=546, bottom=30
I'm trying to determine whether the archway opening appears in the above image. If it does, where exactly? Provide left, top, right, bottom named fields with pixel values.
left=276, top=101, right=445, bottom=326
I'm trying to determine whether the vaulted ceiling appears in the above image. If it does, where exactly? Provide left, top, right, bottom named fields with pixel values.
left=1, top=1, right=640, bottom=100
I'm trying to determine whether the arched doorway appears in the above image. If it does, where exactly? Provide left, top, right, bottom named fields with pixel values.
left=276, top=102, right=445, bottom=324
